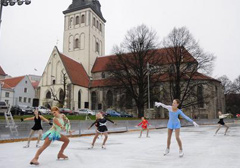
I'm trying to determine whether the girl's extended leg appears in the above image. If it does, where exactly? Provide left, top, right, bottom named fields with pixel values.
left=224, top=124, right=229, bottom=135
left=175, top=129, right=182, bottom=150
left=146, top=128, right=150, bottom=137
left=102, top=132, right=108, bottom=148
left=24, top=130, right=35, bottom=148
left=30, top=138, right=51, bottom=165
left=58, top=134, right=70, bottom=159
left=215, top=125, right=221, bottom=135
left=36, top=130, right=43, bottom=147
left=164, top=129, right=173, bottom=155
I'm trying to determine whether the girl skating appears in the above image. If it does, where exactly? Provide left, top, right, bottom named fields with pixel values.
left=88, top=112, right=116, bottom=149
left=137, top=117, right=150, bottom=138
left=215, top=111, right=231, bottom=136
left=30, top=106, right=71, bottom=165
left=22, top=108, right=52, bottom=148
left=155, top=99, right=199, bottom=157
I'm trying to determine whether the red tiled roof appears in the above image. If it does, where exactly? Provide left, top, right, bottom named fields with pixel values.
left=0, top=76, right=24, bottom=89
left=0, top=66, right=7, bottom=76
left=59, top=53, right=89, bottom=88
left=92, top=48, right=196, bottom=73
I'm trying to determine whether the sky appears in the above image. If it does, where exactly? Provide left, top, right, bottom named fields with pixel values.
left=0, top=0, right=239, bottom=81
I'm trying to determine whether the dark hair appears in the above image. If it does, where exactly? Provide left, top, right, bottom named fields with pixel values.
left=174, top=99, right=181, bottom=104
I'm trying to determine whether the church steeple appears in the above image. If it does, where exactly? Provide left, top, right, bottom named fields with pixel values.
left=63, top=0, right=106, bottom=23
left=62, top=0, right=106, bottom=75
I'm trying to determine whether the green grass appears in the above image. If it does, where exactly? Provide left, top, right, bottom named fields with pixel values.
left=0, top=115, right=139, bottom=121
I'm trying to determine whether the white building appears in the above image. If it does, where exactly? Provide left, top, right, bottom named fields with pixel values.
left=0, top=76, right=35, bottom=107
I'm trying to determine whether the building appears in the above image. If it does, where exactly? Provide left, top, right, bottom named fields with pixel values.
left=38, top=0, right=225, bottom=119
left=0, top=76, right=35, bottom=107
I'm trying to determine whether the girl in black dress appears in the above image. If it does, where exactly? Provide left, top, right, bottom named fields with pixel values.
left=23, top=108, right=51, bottom=148
left=215, top=111, right=231, bottom=136
left=88, top=112, right=116, bottom=149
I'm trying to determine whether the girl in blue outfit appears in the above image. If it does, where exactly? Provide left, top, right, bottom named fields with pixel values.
left=30, top=106, right=71, bottom=165
left=155, top=99, right=199, bottom=157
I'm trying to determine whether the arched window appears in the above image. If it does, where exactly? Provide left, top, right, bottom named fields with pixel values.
left=59, top=89, right=64, bottom=104
left=75, top=16, right=79, bottom=25
left=93, top=17, right=95, bottom=26
left=78, top=90, right=81, bottom=109
left=91, top=91, right=97, bottom=110
left=95, top=41, right=99, bottom=53
left=81, top=14, right=85, bottom=23
left=106, top=90, right=113, bottom=108
left=74, top=38, right=79, bottom=49
left=96, top=20, right=99, bottom=29
left=99, top=23, right=102, bottom=32
left=197, top=85, right=204, bottom=108
left=46, top=91, right=51, bottom=99
left=69, top=17, right=73, bottom=28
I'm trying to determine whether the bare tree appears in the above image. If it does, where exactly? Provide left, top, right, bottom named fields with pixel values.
left=107, top=24, right=163, bottom=117
left=50, top=71, right=68, bottom=108
left=217, top=75, right=234, bottom=94
left=162, top=27, right=216, bottom=108
left=232, top=75, right=240, bottom=93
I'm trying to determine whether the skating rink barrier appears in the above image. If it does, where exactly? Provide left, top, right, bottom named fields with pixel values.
left=0, top=119, right=235, bottom=141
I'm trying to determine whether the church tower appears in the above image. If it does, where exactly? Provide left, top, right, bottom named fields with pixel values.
left=63, top=0, right=106, bottom=75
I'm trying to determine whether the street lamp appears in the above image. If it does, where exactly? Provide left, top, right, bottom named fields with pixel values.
left=0, top=0, right=31, bottom=30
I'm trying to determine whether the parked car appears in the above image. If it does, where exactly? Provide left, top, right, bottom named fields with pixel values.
left=10, top=105, right=24, bottom=116
left=38, top=106, right=51, bottom=115
left=0, top=101, right=8, bottom=115
left=60, top=108, right=74, bottom=115
left=19, top=105, right=34, bottom=115
left=106, top=109, right=121, bottom=117
left=119, top=111, right=133, bottom=118
left=74, top=109, right=95, bottom=116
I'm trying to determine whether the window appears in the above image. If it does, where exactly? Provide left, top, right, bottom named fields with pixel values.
left=95, top=42, right=99, bottom=53
left=46, top=91, right=51, bottom=99
left=96, top=20, right=99, bottom=29
left=24, top=97, right=27, bottom=103
left=91, top=91, right=97, bottom=110
left=25, top=81, right=27, bottom=84
left=78, top=90, right=81, bottom=109
left=106, top=90, right=113, bottom=108
left=81, top=14, right=85, bottom=23
left=5, top=92, right=9, bottom=98
left=52, top=79, right=56, bottom=85
left=28, top=98, right=31, bottom=103
left=197, top=85, right=204, bottom=108
left=24, top=88, right=27, bottom=93
left=69, top=17, right=73, bottom=28
left=101, top=72, right=105, bottom=79
left=74, top=38, right=79, bottom=49
left=99, top=23, right=102, bottom=32
left=75, top=16, right=79, bottom=25
left=93, top=17, right=95, bottom=26
left=19, top=97, right=22, bottom=102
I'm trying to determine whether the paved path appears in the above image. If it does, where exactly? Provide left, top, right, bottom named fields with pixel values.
left=0, top=124, right=239, bottom=168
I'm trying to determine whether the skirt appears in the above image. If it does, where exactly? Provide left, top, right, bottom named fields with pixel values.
left=218, top=119, right=225, bottom=125
left=167, top=120, right=181, bottom=130
left=42, top=129, right=61, bottom=141
left=97, top=126, right=108, bottom=133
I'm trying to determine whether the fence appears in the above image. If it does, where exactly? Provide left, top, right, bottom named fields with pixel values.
left=0, top=119, right=235, bottom=141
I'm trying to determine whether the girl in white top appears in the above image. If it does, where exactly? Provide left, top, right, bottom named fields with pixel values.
left=215, top=111, right=231, bottom=136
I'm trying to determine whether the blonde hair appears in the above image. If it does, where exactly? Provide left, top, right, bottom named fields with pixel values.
left=96, top=112, right=103, bottom=119
left=51, top=106, right=59, bottom=112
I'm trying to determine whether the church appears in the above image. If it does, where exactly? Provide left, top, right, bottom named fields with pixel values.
left=38, top=0, right=225, bottom=119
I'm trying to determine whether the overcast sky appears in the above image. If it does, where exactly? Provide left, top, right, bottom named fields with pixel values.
left=0, top=0, right=239, bottom=81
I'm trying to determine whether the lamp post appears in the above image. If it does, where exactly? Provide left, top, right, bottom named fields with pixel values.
left=0, top=0, right=31, bottom=31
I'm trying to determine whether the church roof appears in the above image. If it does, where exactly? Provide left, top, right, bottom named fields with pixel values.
left=59, top=53, right=90, bottom=88
left=0, top=76, right=25, bottom=89
left=92, top=48, right=197, bottom=73
left=0, top=66, right=7, bottom=76
left=63, top=0, right=106, bottom=23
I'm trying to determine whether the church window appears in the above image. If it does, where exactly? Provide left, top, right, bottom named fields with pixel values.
left=75, top=16, right=80, bottom=25
left=81, top=14, right=85, bottom=23
left=74, top=38, right=79, bottom=49
left=46, top=91, right=51, bottom=99
left=78, top=90, right=81, bottom=109
left=96, top=20, right=99, bottom=29
left=93, top=17, right=95, bottom=26
left=106, top=90, right=113, bottom=108
left=95, top=42, right=99, bottom=53
left=52, top=79, right=56, bottom=85
left=197, top=85, right=204, bottom=108
left=91, top=91, right=97, bottom=110
left=59, top=89, right=64, bottom=104
left=99, top=23, right=102, bottom=32
left=69, top=17, right=73, bottom=28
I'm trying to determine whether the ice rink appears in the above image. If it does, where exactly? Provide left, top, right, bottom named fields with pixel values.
left=0, top=124, right=239, bottom=168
